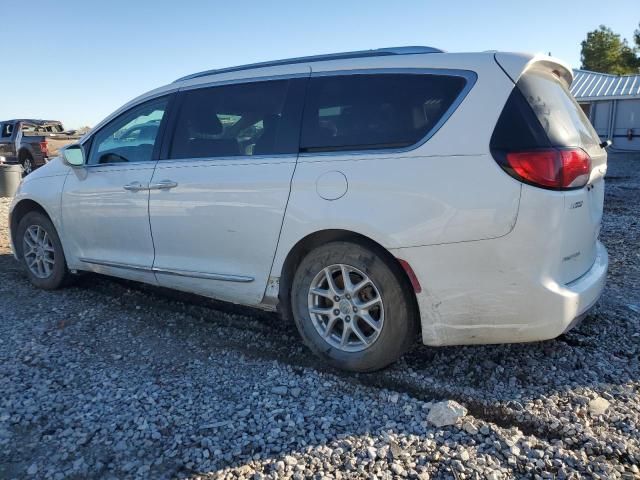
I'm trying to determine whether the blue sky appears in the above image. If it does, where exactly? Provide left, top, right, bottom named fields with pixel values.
left=1, top=0, right=637, bottom=128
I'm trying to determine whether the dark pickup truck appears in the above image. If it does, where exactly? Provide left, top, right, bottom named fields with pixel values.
left=0, top=119, right=82, bottom=175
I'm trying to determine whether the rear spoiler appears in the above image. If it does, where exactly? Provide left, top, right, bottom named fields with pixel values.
left=494, top=52, right=573, bottom=88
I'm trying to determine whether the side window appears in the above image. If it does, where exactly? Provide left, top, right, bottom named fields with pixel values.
left=88, top=97, right=168, bottom=165
left=1, top=123, right=13, bottom=138
left=300, top=74, right=467, bottom=152
left=169, top=79, right=300, bottom=159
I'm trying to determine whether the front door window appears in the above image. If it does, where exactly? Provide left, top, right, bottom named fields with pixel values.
left=89, top=97, right=168, bottom=165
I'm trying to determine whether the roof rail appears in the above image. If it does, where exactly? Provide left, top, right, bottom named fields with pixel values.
left=174, top=46, right=444, bottom=83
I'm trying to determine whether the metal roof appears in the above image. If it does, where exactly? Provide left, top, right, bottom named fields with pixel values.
left=174, top=46, right=445, bottom=83
left=571, top=69, right=640, bottom=101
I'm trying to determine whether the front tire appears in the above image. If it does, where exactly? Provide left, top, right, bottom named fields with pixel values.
left=291, top=241, right=417, bottom=372
left=17, top=211, right=72, bottom=290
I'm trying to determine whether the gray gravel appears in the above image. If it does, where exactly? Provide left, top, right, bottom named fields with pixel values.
left=0, top=153, right=639, bottom=479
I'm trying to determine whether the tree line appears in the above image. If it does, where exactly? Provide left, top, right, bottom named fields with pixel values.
left=581, top=23, right=640, bottom=74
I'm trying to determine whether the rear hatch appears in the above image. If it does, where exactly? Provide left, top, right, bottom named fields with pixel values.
left=491, top=59, right=607, bottom=283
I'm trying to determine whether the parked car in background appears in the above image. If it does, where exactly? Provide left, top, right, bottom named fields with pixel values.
left=8, top=47, right=608, bottom=371
left=0, top=119, right=82, bottom=175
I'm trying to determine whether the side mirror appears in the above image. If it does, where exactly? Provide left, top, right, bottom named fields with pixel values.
left=63, top=144, right=85, bottom=166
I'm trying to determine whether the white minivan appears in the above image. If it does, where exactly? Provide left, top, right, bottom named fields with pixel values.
left=9, top=47, right=608, bottom=371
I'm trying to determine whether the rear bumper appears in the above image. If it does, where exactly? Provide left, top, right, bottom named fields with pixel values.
left=557, top=241, right=608, bottom=330
left=393, top=240, right=608, bottom=347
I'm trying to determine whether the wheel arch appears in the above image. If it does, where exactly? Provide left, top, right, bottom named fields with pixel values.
left=10, top=199, right=53, bottom=258
left=18, top=147, right=33, bottom=161
left=277, top=229, right=421, bottom=325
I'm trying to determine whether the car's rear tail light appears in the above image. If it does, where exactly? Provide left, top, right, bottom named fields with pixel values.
left=502, top=148, right=591, bottom=189
left=39, top=140, right=48, bottom=157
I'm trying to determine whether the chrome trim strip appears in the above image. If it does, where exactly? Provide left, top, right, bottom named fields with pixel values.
left=85, top=161, right=157, bottom=169
left=79, top=258, right=254, bottom=283
left=156, top=153, right=298, bottom=166
left=152, top=267, right=254, bottom=283
left=123, top=182, right=150, bottom=191
left=79, top=257, right=150, bottom=271
left=148, top=180, right=178, bottom=190
left=307, top=67, right=473, bottom=77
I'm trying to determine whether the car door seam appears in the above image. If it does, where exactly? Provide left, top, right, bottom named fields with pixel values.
left=263, top=68, right=312, bottom=302
left=148, top=159, right=160, bottom=278
left=58, top=170, right=72, bottom=261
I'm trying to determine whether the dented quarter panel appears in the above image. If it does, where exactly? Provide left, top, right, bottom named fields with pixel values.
left=392, top=182, right=608, bottom=346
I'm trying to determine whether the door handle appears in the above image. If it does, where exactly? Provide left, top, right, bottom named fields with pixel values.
left=148, top=180, right=178, bottom=190
left=123, top=181, right=148, bottom=191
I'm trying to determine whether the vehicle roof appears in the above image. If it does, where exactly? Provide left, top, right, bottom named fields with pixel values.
left=170, top=48, right=572, bottom=89
left=174, top=46, right=445, bottom=82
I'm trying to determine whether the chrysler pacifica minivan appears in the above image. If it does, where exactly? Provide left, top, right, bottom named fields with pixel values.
left=9, top=47, right=608, bottom=371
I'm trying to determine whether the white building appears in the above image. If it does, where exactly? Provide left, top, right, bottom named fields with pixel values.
left=571, top=69, right=640, bottom=151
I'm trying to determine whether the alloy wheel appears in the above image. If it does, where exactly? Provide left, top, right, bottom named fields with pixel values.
left=307, top=263, right=384, bottom=352
left=22, top=225, right=55, bottom=279
left=22, top=158, right=33, bottom=176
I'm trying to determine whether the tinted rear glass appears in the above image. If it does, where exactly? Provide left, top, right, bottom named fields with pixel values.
left=300, top=74, right=467, bottom=152
left=169, top=79, right=302, bottom=159
left=1, top=123, right=13, bottom=138
left=517, top=69, right=601, bottom=149
left=489, top=87, right=552, bottom=151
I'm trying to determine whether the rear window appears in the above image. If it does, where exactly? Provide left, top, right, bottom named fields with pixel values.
left=516, top=69, right=601, bottom=149
left=39, top=123, right=64, bottom=133
left=300, top=74, right=467, bottom=152
left=1, top=123, right=12, bottom=138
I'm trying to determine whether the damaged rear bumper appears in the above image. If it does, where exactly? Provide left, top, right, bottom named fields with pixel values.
left=392, top=240, right=608, bottom=347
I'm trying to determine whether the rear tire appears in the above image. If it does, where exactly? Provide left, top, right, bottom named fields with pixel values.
left=21, top=154, right=34, bottom=176
left=291, top=241, right=417, bottom=372
left=17, top=211, right=72, bottom=290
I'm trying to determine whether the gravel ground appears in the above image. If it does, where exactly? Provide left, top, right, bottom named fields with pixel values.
left=0, top=153, right=638, bottom=480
